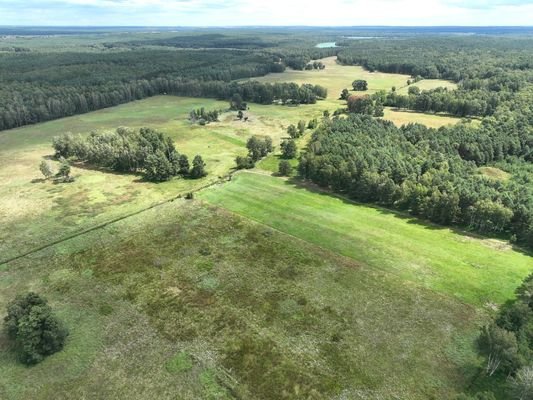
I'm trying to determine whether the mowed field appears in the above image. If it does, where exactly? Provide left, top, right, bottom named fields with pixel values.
left=199, top=172, right=532, bottom=306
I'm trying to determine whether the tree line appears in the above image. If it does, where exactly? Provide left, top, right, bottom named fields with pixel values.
left=460, top=273, right=533, bottom=399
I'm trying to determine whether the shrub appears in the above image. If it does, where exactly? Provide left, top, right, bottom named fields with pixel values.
left=235, top=156, right=255, bottom=170
left=278, top=160, right=293, bottom=176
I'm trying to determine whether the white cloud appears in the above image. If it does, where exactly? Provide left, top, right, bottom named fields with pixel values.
left=0, top=0, right=532, bottom=25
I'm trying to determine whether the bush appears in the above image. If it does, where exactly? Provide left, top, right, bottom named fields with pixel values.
left=4, top=292, right=68, bottom=365
left=235, top=156, right=255, bottom=169
left=278, top=160, right=293, bottom=176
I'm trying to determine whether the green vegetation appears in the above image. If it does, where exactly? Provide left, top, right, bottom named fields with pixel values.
left=278, top=160, right=293, bottom=176
left=4, top=292, right=68, bottom=365
left=248, top=55, right=464, bottom=128
left=0, top=199, right=501, bottom=399
left=299, top=113, right=533, bottom=248
left=352, top=79, right=368, bottom=91
left=200, top=172, right=532, bottom=306
left=1, top=28, right=532, bottom=400
left=52, top=127, right=205, bottom=182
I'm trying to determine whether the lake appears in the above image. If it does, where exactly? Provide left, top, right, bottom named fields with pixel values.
left=316, top=42, right=337, bottom=48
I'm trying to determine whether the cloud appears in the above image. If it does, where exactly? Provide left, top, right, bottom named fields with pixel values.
left=0, top=0, right=532, bottom=26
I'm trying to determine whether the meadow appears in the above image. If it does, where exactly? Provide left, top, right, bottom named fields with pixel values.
left=0, top=95, right=314, bottom=261
left=1, top=44, right=529, bottom=400
left=245, top=56, right=462, bottom=128
left=0, top=56, right=462, bottom=262
left=0, top=199, right=489, bottom=399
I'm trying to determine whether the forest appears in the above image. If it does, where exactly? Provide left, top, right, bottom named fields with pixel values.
left=299, top=105, right=533, bottom=248
left=0, top=42, right=334, bottom=131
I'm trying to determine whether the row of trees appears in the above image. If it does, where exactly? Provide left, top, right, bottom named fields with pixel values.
left=384, top=87, right=506, bottom=117
left=298, top=113, right=533, bottom=248
left=346, top=95, right=384, bottom=117
left=305, top=61, right=325, bottom=70
left=52, top=127, right=206, bottom=182
left=0, top=79, right=327, bottom=131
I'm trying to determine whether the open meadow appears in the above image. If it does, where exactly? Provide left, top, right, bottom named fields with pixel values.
left=0, top=96, right=324, bottom=261
left=245, top=56, right=463, bottom=128
left=0, top=199, right=495, bottom=399
left=1, top=29, right=531, bottom=400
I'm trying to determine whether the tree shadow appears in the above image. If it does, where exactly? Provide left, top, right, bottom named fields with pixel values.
left=281, top=176, right=532, bottom=257
left=31, top=178, right=46, bottom=184
left=71, top=161, right=144, bottom=179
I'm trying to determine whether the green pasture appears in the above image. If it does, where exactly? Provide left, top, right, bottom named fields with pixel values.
left=0, top=199, right=491, bottom=399
left=199, top=172, right=532, bottom=307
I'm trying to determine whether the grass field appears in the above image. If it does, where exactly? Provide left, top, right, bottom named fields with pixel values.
left=0, top=199, right=491, bottom=399
left=0, top=51, right=529, bottom=400
left=245, top=56, right=462, bottom=128
left=199, top=172, right=532, bottom=307
left=397, top=79, right=457, bottom=94
left=0, top=96, right=324, bottom=261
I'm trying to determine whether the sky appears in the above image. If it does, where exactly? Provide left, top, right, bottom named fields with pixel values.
left=0, top=0, right=532, bottom=26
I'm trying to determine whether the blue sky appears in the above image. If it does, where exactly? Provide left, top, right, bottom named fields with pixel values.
left=0, top=0, right=532, bottom=26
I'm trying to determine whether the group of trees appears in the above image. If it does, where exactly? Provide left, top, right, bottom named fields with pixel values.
left=346, top=95, right=384, bottom=117
left=189, top=108, right=220, bottom=125
left=235, top=135, right=273, bottom=170
left=468, top=273, right=533, bottom=399
left=298, top=112, right=533, bottom=248
left=287, top=119, right=312, bottom=139
left=384, top=87, right=506, bottom=117
left=39, top=158, right=74, bottom=183
left=352, top=80, right=368, bottom=91
left=52, top=127, right=206, bottom=182
left=305, top=61, right=325, bottom=70
left=4, top=292, right=68, bottom=365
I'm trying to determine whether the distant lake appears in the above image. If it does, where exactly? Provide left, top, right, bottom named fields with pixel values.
left=315, top=42, right=337, bottom=48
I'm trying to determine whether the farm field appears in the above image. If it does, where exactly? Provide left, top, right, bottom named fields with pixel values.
left=0, top=199, right=490, bottom=399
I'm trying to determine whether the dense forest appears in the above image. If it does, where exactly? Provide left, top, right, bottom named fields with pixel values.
left=338, top=36, right=533, bottom=118
left=299, top=99, right=533, bottom=248
left=0, top=42, right=334, bottom=131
